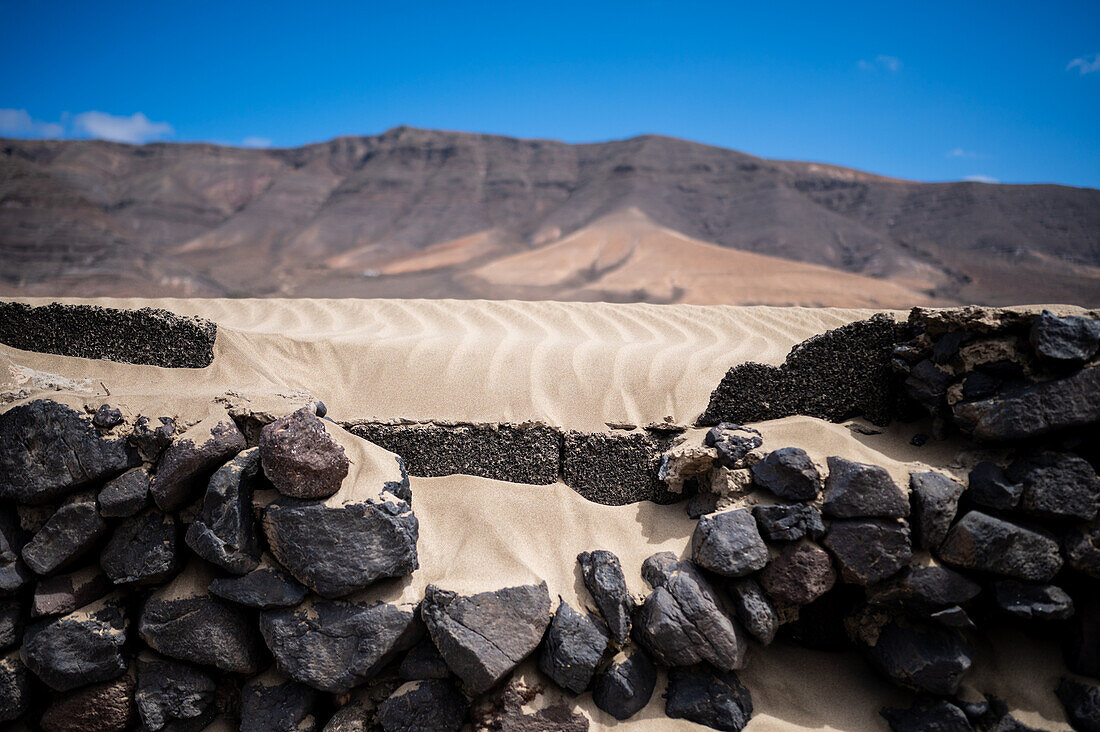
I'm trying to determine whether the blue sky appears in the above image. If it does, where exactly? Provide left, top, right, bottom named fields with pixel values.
left=2, top=1, right=1098, bottom=188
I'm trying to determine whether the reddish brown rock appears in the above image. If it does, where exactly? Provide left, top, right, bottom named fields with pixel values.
left=260, top=407, right=349, bottom=499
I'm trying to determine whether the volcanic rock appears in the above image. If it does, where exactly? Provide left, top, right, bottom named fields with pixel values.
left=0, top=651, right=30, bottom=722
left=208, top=554, right=309, bottom=609
left=399, top=638, right=451, bottom=681
left=577, top=549, right=633, bottom=644
left=470, top=677, right=589, bottom=731
left=21, top=491, right=107, bottom=575
left=591, top=647, right=656, bottom=721
left=377, top=679, right=467, bottom=732
left=38, top=670, right=135, bottom=732
left=1066, top=520, right=1100, bottom=578
left=539, top=600, right=610, bottom=694
left=1010, top=451, right=1100, bottom=522
left=905, top=359, right=954, bottom=409
left=260, top=407, right=350, bottom=499
left=21, top=593, right=129, bottom=691
left=139, top=564, right=262, bottom=674
left=824, top=519, right=912, bottom=585
left=953, top=366, right=1100, bottom=441
left=0, top=399, right=139, bottom=504
left=823, top=457, right=909, bottom=519
left=150, top=414, right=246, bottom=511
left=705, top=423, right=763, bottom=467
left=1056, top=677, right=1100, bottom=732
left=260, top=597, right=421, bottom=693
left=752, top=503, right=825, bottom=542
left=129, top=416, right=175, bottom=462
left=0, top=511, right=31, bottom=595
left=421, top=582, right=551, bottom=696
left=967, top=462, right=1021, bottom=511
left=1066, top=596, right=1100, bottom=678
left=880, top=699, right=971, bottom=732
left=760, top=542, right=836, bottom=605
left=185, top=447, right=263, bottom=574
left=30, top=565, right=110, bottom=617
left=868, top=620, right=973, bottom=695
left=992, top=581, right=1074, bottom=621
left=939, top=511, right=1063, bottom=581
left=869, top=564, right=981, bottom=611
left=635, top=554, right=748, bottom=671
left=691, top=508, right=769, bottom=577
left=1030, top=310, right=1100, bottom=363
left=727, top=578, right=778, bottom=645
left=750, top=447, right=821, bottom=500
left=665, top=664, right=754, bottom=732
left=134, top=655, right=216, bottom=732
left=240, top=669, right=318, bottom=732
left=93, top=404, right=124, bottom=429
left=0, top=599, right=21, bottom=650
left=98, top=466, right=152, bottom=518
left=100, top=509, right=179, bottom=585
left=909, top=471, right=965, bottom=549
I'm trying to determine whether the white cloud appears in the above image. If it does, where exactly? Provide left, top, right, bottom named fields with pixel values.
left=242, top=136, right=273, bottom=148
left=0, top=108, right=65, bottom=138
left=71, top=111, right=173, bottom=144
left=964, top=174, right=999, bottom=184
left=1067, top=54, right=1100, bottom=75
left=947, top=148, right=977, bottom=159
left=859, top=55, right=902, bottom=72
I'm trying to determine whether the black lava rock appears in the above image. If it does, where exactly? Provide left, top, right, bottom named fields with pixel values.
left=260, top=407, right=350, bottom=499
left=0, top=599, right=22, bottom=650
left=1056, top=677, right=1100, bottom=732
left=185, top=446, right=263, bottom=574
left=691, top=508, right=769, bottom=577
left=92, top=404, right=124, bottom=429
left=0, top=511, right=32, bottom=596
left=705, top=423, right=763, bottom=467
left=21, top=490, right=107, bottom=575
left=868, top=620, right=973, bottom=695
left=21, top=593, right=129, bottom=691
left=1066, top=520, right=1100, bottom=579
left=240, top=670, right=318, bottom=732
left=577, top=549, right=633, bottom=644
left=538, top=600, right=610, bottom=694
left=910, top=471, right=965, bottom=550
left=97, top=466, right=152, bottom=518
left=992, top=580, right=1074, bottom=621
left=869, top=564, right=981, bottom=611
left=100, top=508, right=179, bottom=585
left=263, top=494, right=419, bottom=598
left=967, top=462, right=1021, bottom=511
left=1030, top=310, right=1100, bottom=364
left=591, top=647, right=656, bottom=721
left=0, top=399, right=139, bottom=505
left=377, top=679, right=468, bottom=732
left=823, top=456, right=909, bottom=519
left=939, top=511, right=1063, bottom=581
left=665, top=664, right=754, bottom=732
left=399, top=638, right=452, bottom=681
left=134, top=655, right=216, bottom=732
left=824, top=518, right=912, bottom=585
left=880, top=699, right=971, bottom=732
left=421, top=582, right=551, bottom=696
left=260, top=596, right=422, bottom=693
left=129, top=416, right=175, bottom=462
left=208, top=555, right=309, bottom=609
left=750, top=447, right=821, bottom=500
left=0, top=651, right=30, bottom=722
left=727, top=578, right=778, bottom=645
left=752, top=503, right=825, bottom=542
left=150, top=414, right=247, bottom=512
left=1010, top=451, right=1100, bottom=522
left=905, top=359, right=954, bottom=409
left=31, top=565, right=110, bottom=617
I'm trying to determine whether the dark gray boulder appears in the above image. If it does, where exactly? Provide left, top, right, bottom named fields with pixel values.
left=824, top=519, right=912, bottom=585
left=0, top=399, right=139, bottom=505
left=967, top=462, right=1021, bottom=511
left=905, top=359, right=954, bottom=410
left=1056, top=677, right=1100, bottom=732
left=150, top=414, right=246, bottom=511
left=93, top=404, right=124, bottom=429
left=21, top=593, right=129, bottom=691
left=21, top=491, right=107, bottom=575
left=38, top=670, right=136, bottom=732
left=868, top=620, right=973, bottom=695
left=869, top=564, right=981, bottom=611
left=750, top=447, right=820, bottom=500
left=134, top=655, right=216, bottom=732
left=592, top=646, right=656, bottom=721
left=1010, top=452, right=1100, bottom=522
left=0, top=511, right=31, bottom=596
left=880, top=699, right=972, bottom=732
left=665, top=664, right=754, bottom=732
left=100, top=509, right=179, bottom=585
left=538, top=600, right=610, bottom=694
left=823, top=456, right=909, bottom=519
left=939, top=511, right=1063, bottom=581
left=260, top=597, right=422, bottom=693
left=421, top=582, right=551, bottom=696
left=691, top=509, right=769, bottom=578
left=1066, top=520, right=1100, bottom=579
left=97, top=466, right=152, bottom=518
left=184, top=447, right=262, bottom=574
left=0, top=599, right=21, bottom=650
left=31, top=565, right=110, bottom=617
left=705, top=423, right=763, bottom=467
left=377, top=679, right=468, bottom=732
left=577, top=549, right=633, bottom=644
left=910, top=472, right=965, bottom=549
left=0, top=651, right=30, bottom=722
left=752, top=503, right=825, bottom=542
left=634, top=554, right=748, bottom=671
left=129, top=416, right=175, bottom=462
left=399, top=638, right=451, bottom=681
left=260, top=407, right=350, bottom=499
left=953, top=366, right=1100, bottom=441
left=727, top=578, right=778, bottom=645
left=264, top=495, right=419, bottom=598
left=760, top=542, right=836, bottom=605
left=1030, top=310, right=1100, bottom=363
left=139, top=565, right=262, bottom=674
left=470, top=677, right=589, bottom=731
left=992, top=581, right=1074, bottom=621
left=208, top=554, right=309, bottom=609
left=241, top=670, right=318, bottom=732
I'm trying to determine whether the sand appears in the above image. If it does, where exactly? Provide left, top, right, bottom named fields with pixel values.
left=0, top=297, right=1075, bottom=730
